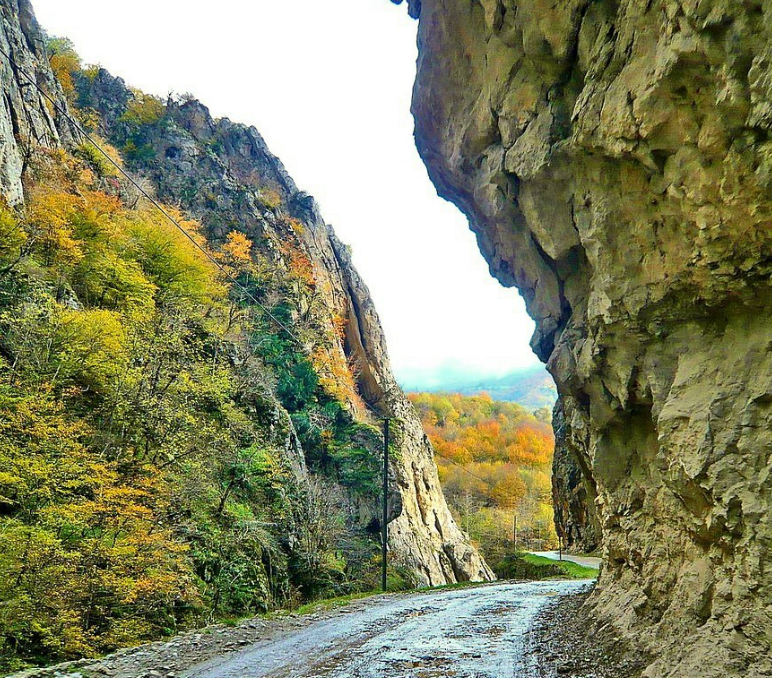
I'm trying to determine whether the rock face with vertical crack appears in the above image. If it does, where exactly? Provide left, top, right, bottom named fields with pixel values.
left=552, top=399, right=600, bottom=553
left=0, top=0, right=77, bottom=204
left=401, top=0, right=772, bottom=674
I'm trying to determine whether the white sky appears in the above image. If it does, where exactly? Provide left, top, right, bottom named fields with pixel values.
left=32, top=0, right=541, bottom=385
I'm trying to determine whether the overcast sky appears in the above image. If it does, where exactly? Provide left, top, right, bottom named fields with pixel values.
left=32, top=0, right=541, bottom=385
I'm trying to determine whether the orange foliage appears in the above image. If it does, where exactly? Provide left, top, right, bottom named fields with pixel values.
left=331, top=313, right=347, bottom=342
left=287, top=249, right=316, bottom=287
left=311, top=345, right=365, bottom=412
left=222, top=231, right=253, bottom=271
left=410, top=391, right=555, bottom=512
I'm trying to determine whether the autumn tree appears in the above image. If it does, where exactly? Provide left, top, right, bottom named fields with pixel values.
left=409, top=392, right=557, bottom=573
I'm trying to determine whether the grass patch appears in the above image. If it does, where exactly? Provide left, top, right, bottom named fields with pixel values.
left=497, top=553, right=598, bottom=580
left=293, top=591, right=377, bottom=616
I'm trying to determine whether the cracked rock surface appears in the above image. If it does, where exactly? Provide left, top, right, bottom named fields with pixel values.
left=405, top=0, right=772, bottom=675
left=0, top=0, right=77, bottom=204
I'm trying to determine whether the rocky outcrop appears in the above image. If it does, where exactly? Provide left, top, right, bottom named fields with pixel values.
left=391, top=0, right=422, bottom=19
left=552, top=399, right=600, bottom=553
left=328, top=234, right=493, bottom=583
left=403, top=0, right=772, bottom=675
left=0, top=0, right=76, bottom=204
left=74, top=69, right=492, bottom=586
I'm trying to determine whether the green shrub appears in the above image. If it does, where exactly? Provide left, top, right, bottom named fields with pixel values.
left=494, top=553, right=598, bottom=580
left=75, top=140, right=120, bottom=177
left=120, top=92, right=165, bottom=127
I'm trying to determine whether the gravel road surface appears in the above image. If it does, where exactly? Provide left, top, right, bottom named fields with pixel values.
left=187, top=580, right=592, bottom=678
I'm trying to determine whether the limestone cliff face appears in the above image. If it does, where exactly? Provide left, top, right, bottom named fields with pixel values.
left=74, top=70, right=492, bottom=586
left=0, top=0, right=76, bottom=204
left=403, top=0, right=772, bottom=674
left=552, top=400, right=600, bottom=553
left=327, top=235, right=493, bottom=584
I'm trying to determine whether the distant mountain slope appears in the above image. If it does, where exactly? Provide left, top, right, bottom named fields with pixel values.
left=400, top=366, right=556, bottom=411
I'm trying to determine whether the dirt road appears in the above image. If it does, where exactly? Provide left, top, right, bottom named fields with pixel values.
left=531, top=551, right=602, bottom=570
left=187, top=580, right=592, bottom=678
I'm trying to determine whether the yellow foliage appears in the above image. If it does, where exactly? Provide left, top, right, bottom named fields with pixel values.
left=287, top=217, right=305, bottom=235
left=25, top=187, right=129, bottom=273
left=0, top=203, right=26, bottom=264
left=26, top=189, right=85, bottom=267
left=124, top=206, right=227, bottom=305
left=222, top=230, right=253, bottom=271
left=121, top=91, right=165, bottom=127
left=76, top=136, right=123, bottom=177
left=49, top=52, right=80, bottom=102
left=21, top=162, right=228, bottom=312
left=0, top=146, right=273, bottom=668
left=54, top=307, right=129, bottom=393
left=0, top=384, right=198, bottom=661
left=81, top=64, right=101, bottom=82
left=75, top=248, right=157, bottom=316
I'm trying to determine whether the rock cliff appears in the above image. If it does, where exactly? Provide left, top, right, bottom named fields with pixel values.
left=552, top=399, right=600, bottom=553
left=0, top=0, right=76, bottom=204
left=400, top=0, right=772, bottom=674
left=78, top=74, right=491, bottom=584
left=0, top=0, right=490, bottom=588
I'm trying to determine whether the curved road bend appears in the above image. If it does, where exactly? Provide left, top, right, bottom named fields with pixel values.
left=531, top=551, right=602, bottom=570
left=186, top=580, right=593, bottom=678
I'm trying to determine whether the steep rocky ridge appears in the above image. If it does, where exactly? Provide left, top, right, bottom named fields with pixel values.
left=400, top=0, right=772, bottom=675
left=0, top=0, right=491, bottom=600
left=70, top=62, right=492, bottom=585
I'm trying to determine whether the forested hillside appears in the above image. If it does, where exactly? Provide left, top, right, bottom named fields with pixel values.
left=0, top=23, right=488, bottom=671
left=0, top=108, right=379, bottom=672
left=409, top=393, right=557, bottom=573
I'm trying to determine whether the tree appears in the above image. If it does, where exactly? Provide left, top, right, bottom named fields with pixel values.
left=0, top=204, right=27, bottom=272
left=0, top=383, right=196, bottom=665
left=409, top=391, right=557, bottom=574
left=221, top=231, right=253, bottom=272
left=47, top=38, right=81, bottom=102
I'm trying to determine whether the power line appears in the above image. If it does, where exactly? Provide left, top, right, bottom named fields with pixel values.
left=433, top=449, right=496, bottom=488
left=0, top=45, right=304, bottom=347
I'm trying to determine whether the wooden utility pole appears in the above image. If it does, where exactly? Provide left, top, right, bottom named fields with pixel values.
left=513, top=513, right=518, bottom=553
left=381, top=418, right=391, bottom=593
left=555, top=501, right=564, bottom=560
